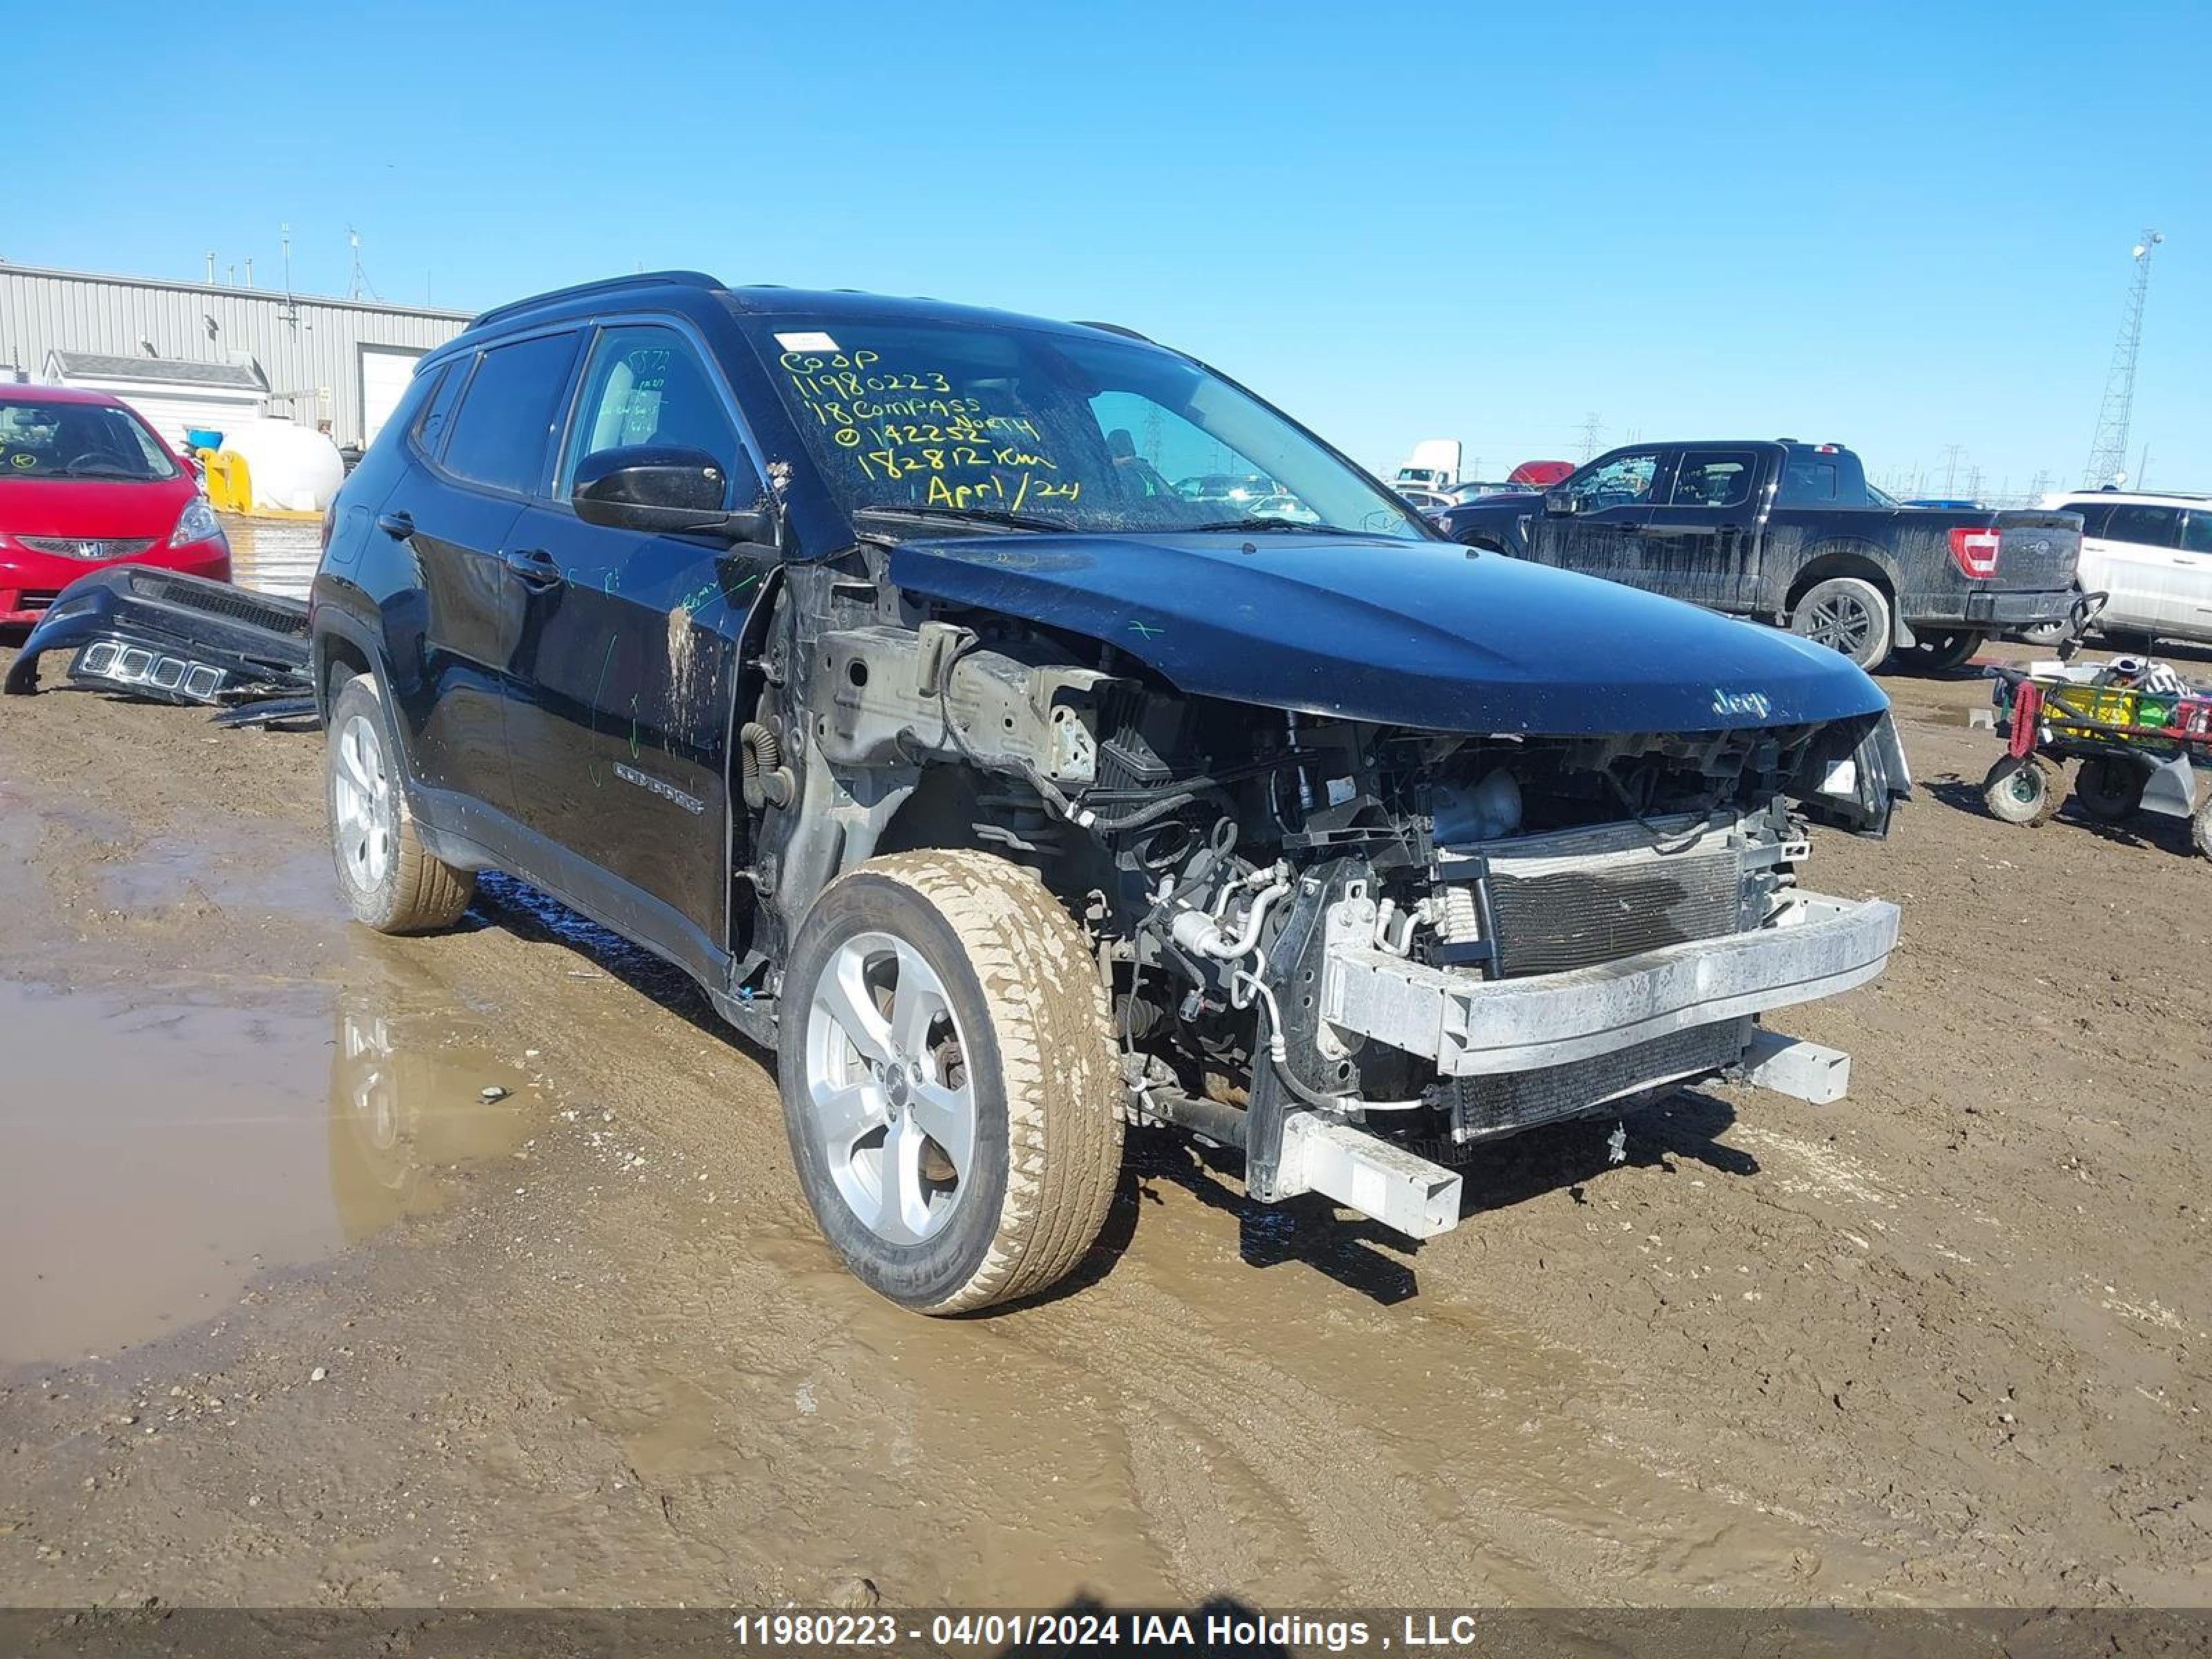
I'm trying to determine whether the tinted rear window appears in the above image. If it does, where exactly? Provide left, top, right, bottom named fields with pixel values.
left=438, top=333, right=581, bottom=496
left=2102, top=503, right=2184, bottom=550
left=2061, top=500, right=2114, bottom=538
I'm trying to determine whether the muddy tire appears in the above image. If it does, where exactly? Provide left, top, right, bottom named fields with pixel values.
left=2072, top=756, right=2145, bottom=824
left=776, top=850, right=1123, bottom=1315
left=2194, top=791, right=2212, bottom=863
left=1983, top=754, right=2059, bottom=827
left=1791, top=577, right=1893, bottom=671
left=324, top=673, right=474, bottom=933
left=1913, top=630, right=1987, bottom=673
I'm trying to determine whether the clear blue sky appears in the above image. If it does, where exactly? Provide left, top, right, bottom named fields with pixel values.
left=11, top=0, right=2207, bottom=495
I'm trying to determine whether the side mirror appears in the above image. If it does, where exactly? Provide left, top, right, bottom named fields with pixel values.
left=1544, top=489, right=1580, bottom=516
left=572, top=445, right=776, bottom=545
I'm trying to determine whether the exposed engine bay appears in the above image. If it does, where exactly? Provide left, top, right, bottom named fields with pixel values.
left=756, top=595, right=1907, bottom=1239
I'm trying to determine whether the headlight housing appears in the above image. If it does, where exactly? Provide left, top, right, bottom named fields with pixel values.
left=169, top=496, right=224, bottom=548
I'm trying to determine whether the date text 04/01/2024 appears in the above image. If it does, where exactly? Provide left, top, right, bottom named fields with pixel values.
left=730, top=1611, right=1508, bottom=1651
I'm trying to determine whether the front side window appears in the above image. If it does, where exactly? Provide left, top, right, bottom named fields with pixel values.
left=561, top=326, right=747, bottom=499
left=1564, top=449, right=1662, bottom=511
left=2182, top=511, right=2212, bottom=555
left=745, top=317, right=1426, bottom=539
left=0, top=397, right=178, bottom=482
left=2103, top=504, right=2184, bottom=550
left=438, top=332, right=581, bottom=496
left=1669, top=451, right=1757, bottom=508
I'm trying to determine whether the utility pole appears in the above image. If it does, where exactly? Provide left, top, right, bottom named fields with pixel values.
left=2083, top=229, right=2163, bottom=487
left=1941, top=444, right=1966, bottom=496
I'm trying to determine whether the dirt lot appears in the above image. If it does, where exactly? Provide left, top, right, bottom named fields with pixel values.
left=1, top=634, right=2208, bottom=1611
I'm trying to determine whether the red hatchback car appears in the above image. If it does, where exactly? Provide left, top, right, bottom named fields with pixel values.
left=0, top=386, right=230, bottom=626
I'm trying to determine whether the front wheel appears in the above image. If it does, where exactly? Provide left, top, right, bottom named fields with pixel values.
left=776, top=850, right=1124, bottom=1314
left=1983, top=753, right=2060, bottom=827
left=1790, top=577, right=1893, bottom=671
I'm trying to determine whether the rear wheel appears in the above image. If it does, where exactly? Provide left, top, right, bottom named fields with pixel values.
left=776, top=850, right=1124, bottom=1315
left=1983, top=753, right=2060, bottom=827
left=325, top=673, right=475, bottom=933
left=2072, top=755, right=2145, bottom=823
left=1791, top=577, right=1893, bottom=671
left=2193, top=791, right=2212, bottom=863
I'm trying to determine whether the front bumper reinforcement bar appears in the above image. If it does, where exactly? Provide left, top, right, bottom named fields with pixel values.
left=1320, top=892, right=1898, bottom=1077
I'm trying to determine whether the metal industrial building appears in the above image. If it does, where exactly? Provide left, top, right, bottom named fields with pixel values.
left=0, top=261, right=471, bottom=450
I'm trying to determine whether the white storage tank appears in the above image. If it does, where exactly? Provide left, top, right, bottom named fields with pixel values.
left=224, top=418, right=346, bottom=512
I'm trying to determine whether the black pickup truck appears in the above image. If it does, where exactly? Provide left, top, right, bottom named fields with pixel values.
left=1434, top=440, right=2086, bottom=671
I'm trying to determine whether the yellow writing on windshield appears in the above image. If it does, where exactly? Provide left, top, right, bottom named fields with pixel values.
left=778, top=346, right=1073, bottom=516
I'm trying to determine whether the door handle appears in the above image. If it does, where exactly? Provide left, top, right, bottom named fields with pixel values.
left=375, top=511, right=414, bottom=540
left=502, top=547, right=563, bottom=589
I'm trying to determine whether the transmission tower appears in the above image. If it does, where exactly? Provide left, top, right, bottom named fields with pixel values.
left=1578, top=413, right=1604, bottom=460
left=2081, top=229, right=2163, bottom=487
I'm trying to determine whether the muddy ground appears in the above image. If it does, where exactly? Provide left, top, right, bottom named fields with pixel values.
left=1, top=622, right=2208, bottom=1611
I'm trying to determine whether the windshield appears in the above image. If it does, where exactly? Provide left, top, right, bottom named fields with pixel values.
left=747, top=317, right=1428, bottom=539
left=0, top=397, right=179, bottom=481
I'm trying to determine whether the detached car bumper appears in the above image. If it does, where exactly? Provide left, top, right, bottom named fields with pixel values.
left=0, top=537, right=231, bottom=626
left=1, top=563, right=308, bottom=704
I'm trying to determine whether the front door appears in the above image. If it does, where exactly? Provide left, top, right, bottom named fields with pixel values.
left=2171, top=509, right=2212, bottom=643
left=1526, top=447, right=1669, bottom=590
left=1638, top=447, right=1765, bottom=610
left=503, top=323, right=777, bottom=973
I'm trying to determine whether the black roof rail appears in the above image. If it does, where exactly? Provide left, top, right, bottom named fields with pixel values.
left=1071, top=319, right=1154, bottom=343
left=468, top=270, right=723, bottom=331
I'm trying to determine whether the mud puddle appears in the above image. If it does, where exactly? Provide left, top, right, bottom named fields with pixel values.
left=0, top=977, right=539, bottom=1369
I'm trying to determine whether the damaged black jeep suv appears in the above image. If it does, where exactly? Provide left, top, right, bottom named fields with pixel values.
left=311, top=271, right=1908, bottom=1313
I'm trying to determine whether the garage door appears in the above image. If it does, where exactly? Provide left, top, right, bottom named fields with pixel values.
left=360, top=347, right=427, bottom=447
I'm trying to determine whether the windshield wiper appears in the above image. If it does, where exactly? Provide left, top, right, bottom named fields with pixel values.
left=857, top=505, right=1075, bottom=534
left=50, top=465, right=154, bottom=480
left=1186, top=515, right=1364, bottom=535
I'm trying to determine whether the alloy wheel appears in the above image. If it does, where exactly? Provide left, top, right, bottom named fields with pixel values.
left=803, top=932, right=976, bottom=1244
left=332, top=713, right=395, bottom=890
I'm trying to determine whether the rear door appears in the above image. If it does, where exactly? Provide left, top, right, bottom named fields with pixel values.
left=1638, top=445, right=1766, bottom=609
left=373, top=329, right=581, bottom=824
left=2089, top=502, right=2185, bottom=633
left=502, top=321, right=777, bottom=973
left=1526, top=447, right=1669, bottom=586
